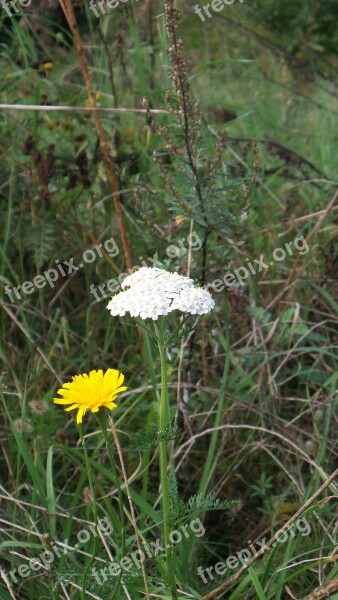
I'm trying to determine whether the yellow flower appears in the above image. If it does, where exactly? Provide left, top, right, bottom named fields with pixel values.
left=53, top=369, right=127, bottom=424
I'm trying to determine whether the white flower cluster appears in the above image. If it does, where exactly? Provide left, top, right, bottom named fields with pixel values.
left=107, top=267, right=215, bottom=320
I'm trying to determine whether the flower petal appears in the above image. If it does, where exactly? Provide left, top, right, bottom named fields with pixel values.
left=64, top=404, right=79, bottom=412
left=53, top=398, right=74, bottom=405
left=116, top=386, right=127, bottom=394
left=76, top=407, right=86, bottom=424
left=104, top=402, right=117, bottom=410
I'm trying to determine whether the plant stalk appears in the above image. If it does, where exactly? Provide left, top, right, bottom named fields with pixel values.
left=77, top=425, right=98, bottom=600
left=154, top=320, right=178, bottom=600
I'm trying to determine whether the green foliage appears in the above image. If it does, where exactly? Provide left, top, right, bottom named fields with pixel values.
left=169, top=474, right=241, bottom=523
left=128, top=421, right=179, bottom=453
left=0, top=2, right=337, bottom=600
left=20, top=221, right=59, bottom=267
left=254, top=0, right=338, bottom=54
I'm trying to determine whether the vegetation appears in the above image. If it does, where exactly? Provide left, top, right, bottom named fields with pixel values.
left=0, top=1, right=337, bottom=599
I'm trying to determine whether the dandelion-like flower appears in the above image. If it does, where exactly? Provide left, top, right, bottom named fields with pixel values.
left=53, top=369, right=127, bottom=424
left=107, top=267, right=215, bottom=320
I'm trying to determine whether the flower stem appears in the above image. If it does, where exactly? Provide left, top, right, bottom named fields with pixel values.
left=77, top=424, right=98, bottom=600
left=154, top=320, right=178, bottom=600
left=98, top=413, right=126, bottom=599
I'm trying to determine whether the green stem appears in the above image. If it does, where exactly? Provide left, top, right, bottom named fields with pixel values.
left=98, top=413, right=126, bottom=599
left=77, top=424, right=98, bottom=600
left=154, top=319, right=178, bottom=600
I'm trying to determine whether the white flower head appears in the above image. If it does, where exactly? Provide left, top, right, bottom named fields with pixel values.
left=107, top=267, right=215, bottom=320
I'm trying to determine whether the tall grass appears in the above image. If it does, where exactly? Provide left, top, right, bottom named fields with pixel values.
left=0, top=1, right=337, bottom=599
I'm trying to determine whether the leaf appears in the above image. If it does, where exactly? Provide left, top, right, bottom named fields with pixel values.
left=169, top=486, right=242, bottom=523
left=248, top=567, right=268, bottom=600
left=128, top=417, right=179, bottom=453
left=2, top=399, right=47, bottom=505
left=21, top=221, right=58, bottom=266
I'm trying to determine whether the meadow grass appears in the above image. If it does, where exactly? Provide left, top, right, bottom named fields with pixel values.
left=0, top=2, right=337, bottom=599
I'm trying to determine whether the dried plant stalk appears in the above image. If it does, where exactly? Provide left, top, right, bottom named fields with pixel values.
left=58, top=0, right=132, bottom=269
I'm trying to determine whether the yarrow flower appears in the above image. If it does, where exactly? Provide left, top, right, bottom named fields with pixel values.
left=53, top=369, right=127, bottom=424
left=107, top=267, right=215, bottom=320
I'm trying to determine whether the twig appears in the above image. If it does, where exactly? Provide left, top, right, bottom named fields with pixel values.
left=303, top=575, right=338, bottom=600
left=108, top=417, right=150, bottom=599
left=268, top=188, right=338, bottom=310
left=0, top=569, right=17, bottom=600
left=200, top=468, right=338, bottom=599
left=0, top=302, right=62, bottom=383
left=58, top=0, right=132, bottom=270
left=0, top=104, right=168, bottom=114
